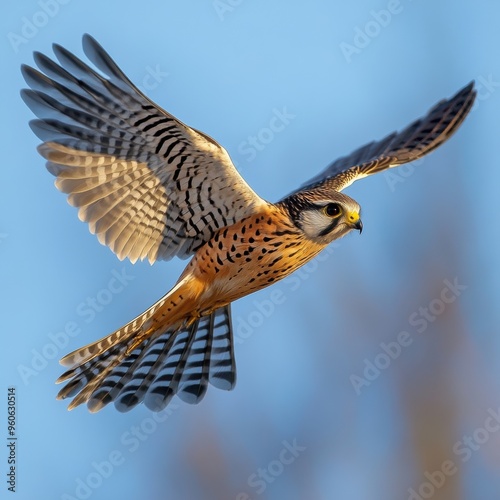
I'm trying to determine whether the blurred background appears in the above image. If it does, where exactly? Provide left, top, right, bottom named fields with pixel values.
left=2, top=1, right=499, bottom=499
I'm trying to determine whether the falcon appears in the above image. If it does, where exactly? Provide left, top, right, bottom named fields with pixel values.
left=21, top=35, right=476, bottom=413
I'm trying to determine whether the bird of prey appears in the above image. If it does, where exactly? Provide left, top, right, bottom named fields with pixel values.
left=21, top=35, right=476, bottom=413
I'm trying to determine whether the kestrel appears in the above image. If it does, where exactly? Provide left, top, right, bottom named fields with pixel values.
left=21, top=35, right=476, bottom=413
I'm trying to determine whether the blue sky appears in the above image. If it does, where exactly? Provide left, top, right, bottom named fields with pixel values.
left=2, top=1, right=500, bottom=499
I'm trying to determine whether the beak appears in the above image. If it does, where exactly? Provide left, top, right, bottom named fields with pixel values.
left=353, top=219, right=363, bottom=233
left=347, top=211, right=363, bottom=233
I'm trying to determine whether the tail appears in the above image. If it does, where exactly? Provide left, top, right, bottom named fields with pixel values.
left=56, top=300, right=236, bottom=413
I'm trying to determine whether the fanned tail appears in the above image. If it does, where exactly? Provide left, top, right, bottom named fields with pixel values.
left=56, top=304, right=236, bottom=413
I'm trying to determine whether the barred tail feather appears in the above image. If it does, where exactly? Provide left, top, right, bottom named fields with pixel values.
left=56, top=304, right=236, bottom=413
left=208, top=306, right=236, bottom=390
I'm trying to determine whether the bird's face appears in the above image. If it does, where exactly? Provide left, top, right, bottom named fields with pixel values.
left=283, top=190, right=362, bottom=245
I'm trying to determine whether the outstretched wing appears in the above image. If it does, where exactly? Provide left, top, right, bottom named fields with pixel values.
left=297, top=82, right=476, bottom=193
left=21, top=34, right=266, bottom=264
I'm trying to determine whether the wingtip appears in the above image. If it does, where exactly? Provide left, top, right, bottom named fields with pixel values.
left=19, top=87, right=31, bottom=103
left=459, top=80, right=476, bottom=98
left=82, top=33, right=96, bottom=45
left=460, top=80, right=477, bottom=108
left=20, top=63, right=38, bottom=83
left=33, top=50, right=52, bottom=68
left=82, top=33, right=101, bottom=58
left=51, top=42, right=68, bottom=59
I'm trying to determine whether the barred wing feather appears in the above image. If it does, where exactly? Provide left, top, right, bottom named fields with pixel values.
left=297, top=82, right=476, bottom=193
left=21, top=34, right=265, bottom=264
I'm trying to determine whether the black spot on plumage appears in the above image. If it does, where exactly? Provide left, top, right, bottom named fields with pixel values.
left=275, top=229, right=297, bottom=237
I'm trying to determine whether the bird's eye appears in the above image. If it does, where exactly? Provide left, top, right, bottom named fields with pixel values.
left=323, top=203, right=342, bottom=218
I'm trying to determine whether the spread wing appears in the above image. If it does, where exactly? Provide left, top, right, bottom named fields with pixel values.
left=21, top=34, right=266, bottom=264
left=297, top=82, right=476, bottom=193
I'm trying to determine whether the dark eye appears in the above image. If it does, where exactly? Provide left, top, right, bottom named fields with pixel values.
left=324, top=203, right=341, bottom=218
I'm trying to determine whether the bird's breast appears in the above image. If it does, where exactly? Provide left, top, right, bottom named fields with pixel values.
left=183, top=206, right=325, bottom=308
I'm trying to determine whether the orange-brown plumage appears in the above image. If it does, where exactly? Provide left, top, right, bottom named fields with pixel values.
left=128, top=205, right=325, bottom=350
left=183, top=205, right=324, bottom=305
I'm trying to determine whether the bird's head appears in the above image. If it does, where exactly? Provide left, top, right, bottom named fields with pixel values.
left=279, top=189, right=362, bottom=245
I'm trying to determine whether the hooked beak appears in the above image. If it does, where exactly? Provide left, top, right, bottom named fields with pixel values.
left=353, top=219, right=363, bottom=233
left=347, top=211, right=363, bottom=233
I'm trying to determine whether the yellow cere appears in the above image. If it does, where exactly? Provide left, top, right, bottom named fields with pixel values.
left=347, top=211, right=360, bottom=223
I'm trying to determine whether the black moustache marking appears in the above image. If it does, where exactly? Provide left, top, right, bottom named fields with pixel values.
left=318, top=220, right=338, bottom=237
